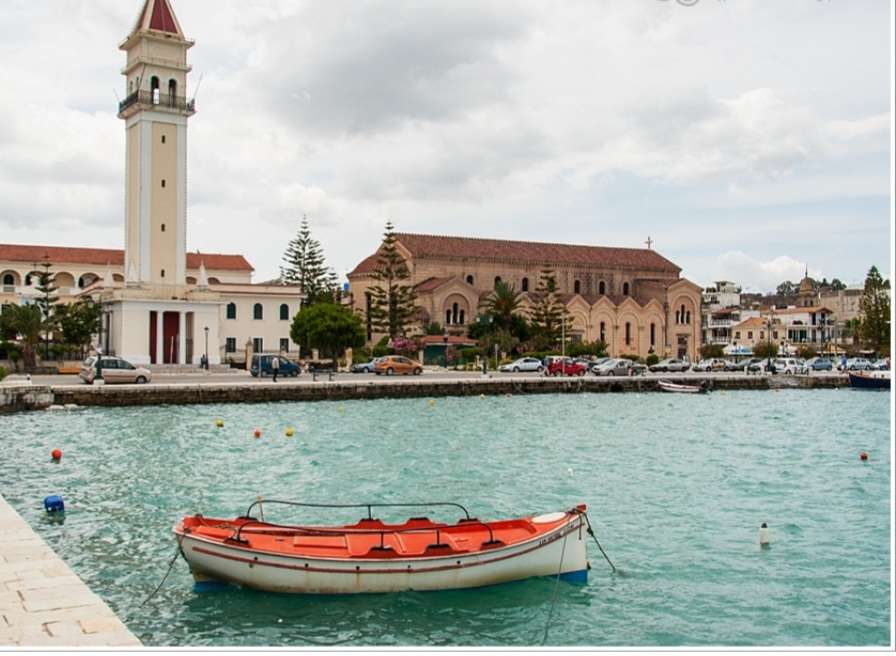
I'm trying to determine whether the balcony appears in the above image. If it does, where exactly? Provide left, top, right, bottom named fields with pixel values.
left=118, top=90, right=195, bottom=116
left=708, top=318, right=734, bottom=328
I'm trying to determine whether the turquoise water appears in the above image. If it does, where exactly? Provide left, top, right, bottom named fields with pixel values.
left=0, top=390, right=891, bottom=646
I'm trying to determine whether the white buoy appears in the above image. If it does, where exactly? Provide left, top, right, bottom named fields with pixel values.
left=759, top=522, right=770, bottom=547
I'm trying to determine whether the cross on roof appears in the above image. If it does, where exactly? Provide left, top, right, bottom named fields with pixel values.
left=645, top=236, right=653, bottom=249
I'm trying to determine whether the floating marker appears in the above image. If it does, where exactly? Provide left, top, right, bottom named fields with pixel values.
left=43, top=495, right=64, bottom=514
left=428, top=399, right=436, bottom=407
left=759, top=522, right=770, bottom=547
left=50, top=448, right=62, bottom=462
left=254, top=428, right=262, bottom=438
left=215, top=419, right=224, bottom=428
left=285, top=427, right=295, bottom=437
left=860, top=451, right=869, bottom=461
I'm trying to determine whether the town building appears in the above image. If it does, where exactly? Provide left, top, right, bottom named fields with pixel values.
left=1, top=0, right=302, bottom=367
left=348, top=233, right=704, bottom=360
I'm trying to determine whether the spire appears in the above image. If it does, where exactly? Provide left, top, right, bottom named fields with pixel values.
left=198, top=261, right=209, bottom=289
left=132, top=0, right=184, bottom=38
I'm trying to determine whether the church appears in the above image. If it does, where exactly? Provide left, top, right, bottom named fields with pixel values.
left=348, top=233, right=703, bottom=360
left=0, top=0, right=300, bottom=366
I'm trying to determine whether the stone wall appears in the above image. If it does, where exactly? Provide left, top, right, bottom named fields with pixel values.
left=0, top=385, right=54, bottom=414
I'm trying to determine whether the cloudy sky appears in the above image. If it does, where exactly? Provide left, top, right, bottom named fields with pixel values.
left=0, top=0, right=891, bottom=292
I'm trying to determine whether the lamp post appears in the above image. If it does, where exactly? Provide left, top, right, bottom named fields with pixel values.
left=203, top=326, right=209, bottom=370
left=442, top=330, right=449, bottom=368
left=766, top=310, right=774, bottom=373
left=561, top=315, right=566, bottom=375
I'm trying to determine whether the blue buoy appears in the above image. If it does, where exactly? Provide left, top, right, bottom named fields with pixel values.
left=43, top=495, right=65, bottom=514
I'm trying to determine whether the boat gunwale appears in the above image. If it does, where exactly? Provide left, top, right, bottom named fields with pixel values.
left=174, top=511, right=582, bottom=564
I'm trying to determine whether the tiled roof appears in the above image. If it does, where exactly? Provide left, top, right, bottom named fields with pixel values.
left=765, top=306, right=833, bottom=315
left=413, top=277, right=453, bottom=293
left=349, top=233, right=680, bottom=275
left=133, top=0, right=182, bottom=36
left=0, top=243, right=254, bottom=272
left=348, top=254, right=382, bottom=277
left=733, top=317, right=768, bottom=329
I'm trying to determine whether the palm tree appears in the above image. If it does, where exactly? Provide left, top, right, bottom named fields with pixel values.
left=479, top=281, right=524, bottom=331
left=0, top=304, right=46, bottom=370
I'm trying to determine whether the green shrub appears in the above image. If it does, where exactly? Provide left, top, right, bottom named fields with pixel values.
left=645, top=354, right=660, bottom=367
left=700, top=344, right=725, bottom=359
left=0, top=365, right=7, bottom=382
left=353, top=346, right=372, bottom=362
left=372, top=344, right=395, bottom=358
left=753, top=342, right=779, bottom=359
left=797, top=346, right=817, bottom=359
left=566, top=340, right=608, bottom=358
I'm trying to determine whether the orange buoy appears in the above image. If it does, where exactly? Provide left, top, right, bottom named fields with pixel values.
left=254, top=428, right=262, bottom=438
left=860, top=451, right=869, bottom=461
left=50, top=448, right=62, bottom=461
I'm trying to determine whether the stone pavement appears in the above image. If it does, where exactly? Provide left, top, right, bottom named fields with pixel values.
left=0, top=495, right=141, bottom=647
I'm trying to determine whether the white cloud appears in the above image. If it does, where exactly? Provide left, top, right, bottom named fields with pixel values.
left=713, top=252, right=824, bottom=293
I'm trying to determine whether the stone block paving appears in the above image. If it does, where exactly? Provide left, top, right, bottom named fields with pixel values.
left=0, top=495, right=141, bottom=647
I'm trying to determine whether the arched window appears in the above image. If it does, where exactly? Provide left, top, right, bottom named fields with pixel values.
left=445, top=309, right=452, bottom=325
left=494, top=276, right=502, bottom=288
left=78, top=273, right=98, bottom=289
left=685, top=310, right=691, bottom=325
left=625, top=322, right=632, bottom=345
left=573, top=280, right=581, bottom=294
left=522, top=277, right=529, bottom=292
left=150, top=76, right=160, bottom=104
left=650, top=322, right=656, bottom=347
left=168, top=79, right=177, bottom=106
left=680, top=304, right=686, bottom=325
left=675, top=310, right=680, bottom=324
left=226, top=303, right=236, bottom=320
left=279, top=304, right=289, bottom=320
left=253, top=303, right=263, bottom=320
left=599, top=321, right=606, bottom=342
left=452, top=302, right=459, bottom=325
left=466, top=275, right=474, bottom=285
left=2, top=273, right=13, bottom=286
left=598, top=281, right=606, bottom=295
left=623, top=282, right=630, bottom=296
left=459, top=309, right=465, bottom=325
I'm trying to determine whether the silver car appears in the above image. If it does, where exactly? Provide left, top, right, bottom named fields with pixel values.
left=79, top=356, right=152, bottom=384
left=592, top=358, right=637, bottom=376
left=499, top=357, right=544, bottom=373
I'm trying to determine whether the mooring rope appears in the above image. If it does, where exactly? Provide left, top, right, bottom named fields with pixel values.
left=540, top=526, right=570, bottom=646
left=583, top=512, right=617, bottom=573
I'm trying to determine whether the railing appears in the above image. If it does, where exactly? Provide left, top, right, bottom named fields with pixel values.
left=118, top=90, right=195, bottom=114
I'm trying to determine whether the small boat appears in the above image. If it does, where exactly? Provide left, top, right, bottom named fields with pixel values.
left=848, top=370, right=891, bottom=390
left=657, top=380, right=708, bottom=394
left=174, top=501, right=592, bottom=594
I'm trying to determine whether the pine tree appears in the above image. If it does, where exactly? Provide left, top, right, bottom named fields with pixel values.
left=34, top=258, right=59, bottom=359
left=368, top=222, right=417, bottom=338
left=529, top=268, right=570, bottom=348
left=280, top=215, right=330, bottom=304
left=859, top=265, right=891, bottom=354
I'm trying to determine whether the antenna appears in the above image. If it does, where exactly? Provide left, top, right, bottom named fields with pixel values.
left=191, top=72, right=204, bottom=104
left=112, top=88, right=122, bottom=104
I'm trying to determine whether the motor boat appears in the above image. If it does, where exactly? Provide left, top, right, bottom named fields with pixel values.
left=657, top=380, right=708, bottom=394
left=848, top=370, right=891, bottom=390
left=174, top=500, right=593, bottom=594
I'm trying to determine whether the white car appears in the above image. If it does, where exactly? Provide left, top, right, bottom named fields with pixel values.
left=774, top=358, right=808, bottom=375
left=498, top=357, right=544, bottom=373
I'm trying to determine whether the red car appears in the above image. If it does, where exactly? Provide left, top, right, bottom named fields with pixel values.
left=546, top=358, right=587, bottom=376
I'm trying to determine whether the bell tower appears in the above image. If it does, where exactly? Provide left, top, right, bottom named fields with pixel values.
left=118, top=0, right=194, bottom=287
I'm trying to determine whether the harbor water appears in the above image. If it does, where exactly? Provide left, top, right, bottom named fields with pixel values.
left=0, top=389, right=890, bottom=646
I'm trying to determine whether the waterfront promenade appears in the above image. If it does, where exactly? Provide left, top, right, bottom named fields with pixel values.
left=1, top=371, right=849, bottom=412
left=0, top=496, right=140, bottom=647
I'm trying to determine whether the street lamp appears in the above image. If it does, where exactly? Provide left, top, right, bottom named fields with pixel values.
left=203, top=326, right=209, bottom=370
left=766, top=310, right=774, bottom=373
left=442, top=330, right=449, bottom=368
left=561, top=315, right=566, bottom=375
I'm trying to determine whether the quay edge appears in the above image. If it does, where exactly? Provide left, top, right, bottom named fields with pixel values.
left=0, top=375, right=851, bottom=413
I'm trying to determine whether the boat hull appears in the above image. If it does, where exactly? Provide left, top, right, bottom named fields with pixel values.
left=848, top=371, right=891, bottom=390
left=657, top=380, right=706, bottom=394
left=177, top=515, right=588, bottom=594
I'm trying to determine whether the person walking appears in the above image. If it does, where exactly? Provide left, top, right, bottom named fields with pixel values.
left=271, top=355, right=280, bottom=382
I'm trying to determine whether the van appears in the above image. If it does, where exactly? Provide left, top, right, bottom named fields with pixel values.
left=249, top=354, right=301, bottom=378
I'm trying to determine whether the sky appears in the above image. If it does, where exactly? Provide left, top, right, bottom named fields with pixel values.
left=0, top=0, right=891, bottom=293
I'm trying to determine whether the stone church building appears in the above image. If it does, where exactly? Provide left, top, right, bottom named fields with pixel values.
left=348, top=233, right=703, bottom=360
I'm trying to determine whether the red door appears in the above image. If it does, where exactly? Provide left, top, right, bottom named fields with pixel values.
left=149, top=311, right=157, bottom=364
left=163, top=312, right=180, bottom=364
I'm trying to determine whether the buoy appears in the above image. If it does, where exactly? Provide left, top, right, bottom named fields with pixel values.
left=480, top=394, right=485, bottom=399
left=50, top=448, right=62, bottom=462
left=428, top=399, right=436, bottom=407
left=215, top=419, right=224, bottom=428
left=759, top=522, right=770, bottom=547
left=338, top=404, right=345, bottom=414
left=860, top=451, right=869, bottom=461
left=285, top=427, right=295, bottom=437
left=43, top=495, right=64, bottom=514
left=254, top=428, right=262, bottom=438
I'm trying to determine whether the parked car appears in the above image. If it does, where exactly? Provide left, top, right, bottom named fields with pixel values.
left=351, top=358, right=383, bottom=373
left=724, top=359, right=746, bottom=372
left=498, top=357, right=544, bottom=373
left=79, top=355, right=152, bottom=384
left=691, top=358, right=727, bottom=372
left=843, top=357, right=875, bottom=371
left=547, top=358, right=588, bottom=376
left=250, top=354, right=301, bottom=377
left=774, top=358, right=808, bottom=375
left=592, top=358, right=643, bottom=376
left=374, top=355, right=423, bottom=376
left=872, top=358, right=890, bottom=371
left=805, top=357, right=833, bottom=371
left=743, top=357, right=772, bottom=374
left=649, top=358, right=690, bottom=373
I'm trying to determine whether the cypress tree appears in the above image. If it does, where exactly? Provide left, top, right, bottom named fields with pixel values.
left=280, top=215, right=330, bottom=304
left=530, top=268, right=570, bottom=347
left=368, top=222, right=417, bottom=338
left=34, top=258, right=59, bottom=359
